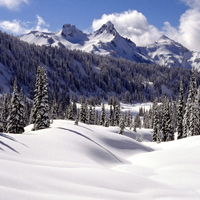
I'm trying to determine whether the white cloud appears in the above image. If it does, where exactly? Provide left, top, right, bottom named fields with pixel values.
left=35, top=15, right=49, bottom=32
left=0, top=0, right=29, bottom=10
left=91, top=1, right=200, bottom=51
left=0, top=15, right=49, bottom=35
left=92, top=10, right=161, bottom=47
left=0, top=19, right=30, bottom=34
left=181, top=0, right=200, bottom=9
left=162, top=1, right=200, bottom=51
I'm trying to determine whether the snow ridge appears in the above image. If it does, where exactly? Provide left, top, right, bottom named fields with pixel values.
left=19, top=22, right=200, bottom=70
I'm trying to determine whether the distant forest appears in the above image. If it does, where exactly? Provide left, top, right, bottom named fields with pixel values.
left=0, top=30, right=200, bottom=105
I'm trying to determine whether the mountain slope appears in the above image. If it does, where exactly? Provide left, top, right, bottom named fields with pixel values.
left=19, top=22, right=151, bottom=63
left=139, top=35, right=197, bottom=69
left=1, top=119, right=200, bottom=200
left=19, top=22, right=200, bottom=70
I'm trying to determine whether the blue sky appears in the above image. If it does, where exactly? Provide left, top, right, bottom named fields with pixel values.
left=0, top=0, right=200, bottom=51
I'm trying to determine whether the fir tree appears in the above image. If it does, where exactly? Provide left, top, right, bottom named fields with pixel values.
left=100, top=99, right=105, bottom=125
left=2, top=93, right=10, bottom=132
left=18, top=87, right=25, bottom=133
left=68, top=101, right=74, bottom=120
left=152, top=99, right=159, bottom=142
left=104, top=112, right=109, bottom=127
left=194, top=87, right=200, bottom=135
left=32, top=67, right=50, bottom=130
left=74, top=111, right=79, bottom=125
left=183, top=67, right=197, bottom=137
left=7, top=78, right=24, bottom=133
left=119, top=114, right=125, bottom=135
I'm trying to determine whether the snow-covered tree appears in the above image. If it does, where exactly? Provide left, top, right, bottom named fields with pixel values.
left=18, top=87, right=25, bottom=133
left=2, top=93, right=10, bottom=132
left=152, top=99, right=159, bottom=142
left=68, top=101, right=74, bottom=120
left=194, top=87, right=200, bottom=135
left=100, top=99, right=105, bottom=126
left=7, top=78, right=24, bottom=133
left=119, top=114, right=125, bottom=135
left=183, top=67, right=197, bottom=137
left=104, top=112, right=109, bottom=127
left=177, top=81, right=184, bottom=139
left=32, top=66, right=50, bottom=130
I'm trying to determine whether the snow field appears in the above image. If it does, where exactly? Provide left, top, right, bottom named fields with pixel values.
left=0, top=118, right=200, bottom=199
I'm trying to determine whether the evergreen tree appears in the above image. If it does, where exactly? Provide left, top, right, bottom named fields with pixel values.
left=88, top=105, right=94, bottom=124
left=194, top=87, right=200, bottom=135
left=2, top=93, right=10, bottom=132
left=165, top=101, right=174, bottom=141
left=133, top=113, right=141, bottom=132
left=114, top=104, right=120, bottom=126
left=7, top=78, right=24, bottom=133
left=104, top=112, right=109, bottom=127
left=18, top=87, right=25, bottom=133
left=152, top=99, right=159, bottom=142
left=119, top=114, right=125, bottom=135
left=161, top=98, right=169, bottom=141
left=32, top=67, right=50, bottom=130
left=183, top=67, right=197, bottom=137
left=68, top=101, right=74, bottom=120
left=30, top=67, right=42, bottom=124
left=74, top=111, right=79, bottom=125
left=100, top=99, right=105, bottom=125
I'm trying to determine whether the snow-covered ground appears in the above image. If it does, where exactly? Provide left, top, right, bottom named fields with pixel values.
left=1, top=118, right=200, bottom=200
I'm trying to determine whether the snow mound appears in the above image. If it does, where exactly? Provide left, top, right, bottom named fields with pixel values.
left=1, top=120, right=200, bottom=200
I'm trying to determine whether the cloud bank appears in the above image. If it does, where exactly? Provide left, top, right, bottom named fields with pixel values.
left=92, top=0, right=200, bottom=51
left=0, top=0, right=29, bottom=10
left=0, top=15, right=49, bottom=35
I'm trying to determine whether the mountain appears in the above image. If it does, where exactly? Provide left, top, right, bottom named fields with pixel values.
left=0, top=29, right=198, bottom=102
left=139, top=35, right=200, bottom=69
left=19, top=22, right=151, bottom=63
left=19, top=22, right=200, bottom=70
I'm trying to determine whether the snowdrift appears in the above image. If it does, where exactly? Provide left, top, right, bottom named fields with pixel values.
left=0, top=120, right=200, bottom=199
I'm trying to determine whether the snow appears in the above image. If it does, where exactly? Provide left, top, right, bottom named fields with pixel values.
left=19, top=22, right=149, bottom=63
left=1, top=107, right=200, bottom=200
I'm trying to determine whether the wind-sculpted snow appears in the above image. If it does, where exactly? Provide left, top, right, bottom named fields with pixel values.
left=0, top=119, right=200, bottom=199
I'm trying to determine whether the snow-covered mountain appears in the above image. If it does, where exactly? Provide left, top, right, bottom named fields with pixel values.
left=19, top=22, right=200, bottom=69
left=19, top=22, right=151, bottom=63
left=139, top=35, right=200, bottom=69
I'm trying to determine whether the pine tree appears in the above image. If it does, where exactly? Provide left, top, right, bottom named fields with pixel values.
left=194, top=87, right=200, bottom=135
left=183, top=67, right=197, bottom=137
left=165, top=101, right=174, bottom=141
left=119, top=114, right=125, bottom=135
left=104, top=112, right=109, bottom=127
left=88, top=105, right=93, bottom=124
left=114, top=104, right=120, bottom=126
left=7, top=78, right=24, bottom=133
left=30, top=67, right=42, bottom=124
left=2, top=93, right=10, bottom=132
left=100, top=99, right=105, bottom=125
left=18, top=87, right=25, bottom=133
left=74, top=111, right=79, bottom=125
left=68, top=101, right=74, bottom=120
left=32, top=67, right=50, bottom=130
left=152, top=99, right=159, bottom=142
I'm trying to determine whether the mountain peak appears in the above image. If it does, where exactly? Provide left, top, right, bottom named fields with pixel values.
left=158, top=35, right=170, bottom=40
left=156, top=35, right=175, bottom=44
left=61, top=24, right=82, bottom=38
left=94, top=21, right=118, bottom=36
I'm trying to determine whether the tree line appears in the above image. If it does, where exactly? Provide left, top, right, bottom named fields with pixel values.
left=1, top=30, right=200, bottom=104
left=148, top=67, right=200, bottom=142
